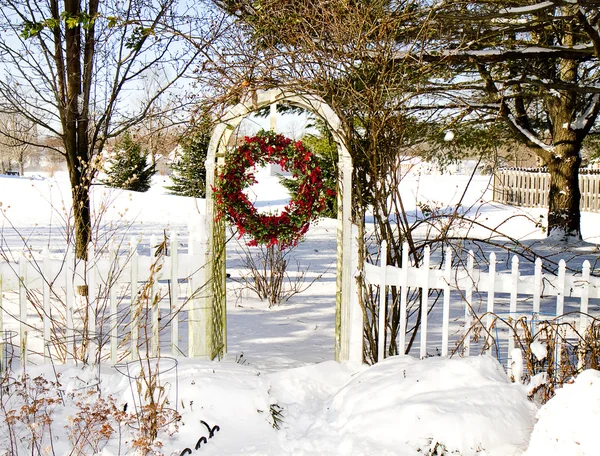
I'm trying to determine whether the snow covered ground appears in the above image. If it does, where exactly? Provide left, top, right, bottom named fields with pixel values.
left=0, top=169, right=598, bottom=455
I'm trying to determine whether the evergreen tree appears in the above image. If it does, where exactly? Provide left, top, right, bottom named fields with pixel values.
left=166, top=126, right=211, bottom=198
left=104, top=132, right=155, bottom=192
left=280, top=119, right=338, bottom=218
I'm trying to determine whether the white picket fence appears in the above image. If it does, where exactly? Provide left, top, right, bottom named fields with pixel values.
left=363, top=241, right=599, bottom=370
left=493, top=168, right=600, bottom=212
left=0, top=231, right=208, bottom=368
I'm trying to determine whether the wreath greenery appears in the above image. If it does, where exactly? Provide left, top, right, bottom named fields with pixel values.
left=214, top=130, right=334, bottom=249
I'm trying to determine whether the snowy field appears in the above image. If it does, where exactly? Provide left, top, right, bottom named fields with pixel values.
left=0, top=169, right=599, bottom=455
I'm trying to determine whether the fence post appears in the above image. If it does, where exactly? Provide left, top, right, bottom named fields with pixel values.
left=441, top=247, right=452, bottom=357
left=377, top=240, right=388, bottom=362
left=419, top=246, right=431, bottom=359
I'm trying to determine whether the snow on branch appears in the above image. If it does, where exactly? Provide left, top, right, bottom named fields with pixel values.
left=577, top=6, right=600, bottom=56
left=573, top=94, right=600, bottom=130
left=499, top=1, right=555, bottom=15
left=508, top=114, right=554, bottom=152
left=503, top=77, right=600, bottom=94
left=391, top=45, right=594, bottom=64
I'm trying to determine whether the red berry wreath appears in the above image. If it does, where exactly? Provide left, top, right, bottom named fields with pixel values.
left=214, top=130, right=329, bottom=249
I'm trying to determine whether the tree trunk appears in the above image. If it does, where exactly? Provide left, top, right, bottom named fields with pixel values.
left=546, top=145, right=581, bottom=240
left=61, top=0, right=94, bottom=262
left=544, top=46, right=582, bottom=240
left=67, top=159, right=92, bottom=261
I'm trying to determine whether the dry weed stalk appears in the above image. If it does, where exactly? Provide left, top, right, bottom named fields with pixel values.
left=124, top=235, right=181, bottom=453
left=457, top=311, right=600, bottom=403
left=65, top=391, right=125, bottom=456
left=0, top=373, right=62, bottom=455
left=0, top=369, right=169, bottom=455
left=236, top=242, right=323, bottom=307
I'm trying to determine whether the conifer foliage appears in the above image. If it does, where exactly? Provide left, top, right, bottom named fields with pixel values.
left=104, top=132, right=155, bottom=192
left=167, top=127, right=211, bottom=198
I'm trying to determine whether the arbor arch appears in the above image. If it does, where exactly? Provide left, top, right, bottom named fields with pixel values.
left=194, top=89, right=355, bottom=362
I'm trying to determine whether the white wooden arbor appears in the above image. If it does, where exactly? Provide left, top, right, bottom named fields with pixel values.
left=194, top=89, right=356, bottom=362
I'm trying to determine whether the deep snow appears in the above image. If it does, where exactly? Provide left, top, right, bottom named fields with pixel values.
left=0, top=169, right=598, bottom=455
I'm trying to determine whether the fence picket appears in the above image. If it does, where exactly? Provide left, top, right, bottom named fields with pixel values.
left=580, top=260, right=591, bottom=334
left=533, top=258, right=542, bottom=315
left=486, top=252, right=497, bottom=356
left=42, top=249, right=51, bottom=362
left=578, top=260, right=591, bottom=369
left=0, top=274, right=4, bottom=371
left=378, top=240, right=388, bottom=362
left=441, top=247, right=452, bottom=357
left=109, top=242, right=118, bottom=364
left=555, top=260, right=567, bottom=370
left=464, top=251, right=474, bottom=356
left=419, top=246, right=431, bottom=359
left=66, top=249, right=74, bottom=360
left=130, top=237, right=139, bottom=360
left=398, top=242, right=409, bottom=354
left=557, top=260, right=566, bottom=317
left=150, top=234, right=159, bottom=358
left=19, top=257, right=27, bottom=366
left=87, top=244, right=97, bottom=362
left=170, top=232, right=180, bottom=356
left=508, top=255, right=519, bottom=376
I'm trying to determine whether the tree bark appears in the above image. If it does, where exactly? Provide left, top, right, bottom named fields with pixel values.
left=544, top=39, right=583, bottom=239
left=67, top=158, right=92, bottom=261
left=546, top=147, right=581, bottom=239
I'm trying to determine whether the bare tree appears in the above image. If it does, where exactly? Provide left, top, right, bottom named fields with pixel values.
left=133, top=69, right=185, bottom=173
left=0, top=0, right=220, bottom=259
left=0, top=111, right=37, bottom=175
